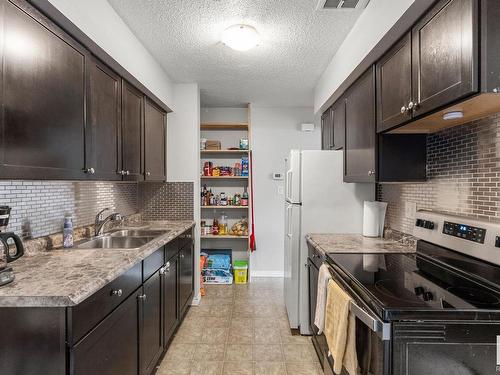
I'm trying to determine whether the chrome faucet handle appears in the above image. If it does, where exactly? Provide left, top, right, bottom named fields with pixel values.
left=96, top=207, right=111, bottom=221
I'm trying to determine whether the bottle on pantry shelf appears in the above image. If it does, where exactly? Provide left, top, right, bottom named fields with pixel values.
left=212, top=167, right=220, bottom=176
left=200, top=220, right=206, bottom=235
left=228, top=195, right=233, bottom=206
left=239, top=138, right=249, bottom=150
left=219, top=213, right=228, bottom=235
left=241, top=188, right=249, bottom=206
left=234, top=194, right=241, bottom=206
left=212, top=217, right=219, bottom=235
left=220, top=192, right=227, bottom=206
left=241, top=157, right=249, bottom=176
left=209, top=190, right=215, bottom=206
left=203, top=162, right=213, bottom=176
left=63, top=216, right=74, bottom=248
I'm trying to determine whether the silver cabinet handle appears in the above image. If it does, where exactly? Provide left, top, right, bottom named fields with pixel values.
left=118, top=170, right=126, bottom=175
left=126, top=171, right=130, bottom=175
left=160, top=263, right=171, bottom=275
left=368, top=170, right=375, bottom=176
left=146, top=171, right=151, bottom=176
left=111, top=289, right=123, bottom=297
left=400, top=105, right=407, bottom=114
left=138, top=294, right=147, bottom=301
left=179, top=253, right=185, bottom=259
left=85, top=167, right=95, bottom=174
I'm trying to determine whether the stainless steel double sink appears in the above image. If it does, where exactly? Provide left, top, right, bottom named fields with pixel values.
left=75, top=229, right=170, bottom=250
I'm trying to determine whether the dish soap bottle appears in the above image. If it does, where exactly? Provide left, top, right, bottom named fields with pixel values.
left=63, top=216, right=74, bottom=248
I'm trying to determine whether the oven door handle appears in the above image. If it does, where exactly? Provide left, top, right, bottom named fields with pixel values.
left=349, top=301, right=391, bottom=341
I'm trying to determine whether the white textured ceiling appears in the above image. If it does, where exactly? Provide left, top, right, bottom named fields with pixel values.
left=108, top=0, right=363, bottom=107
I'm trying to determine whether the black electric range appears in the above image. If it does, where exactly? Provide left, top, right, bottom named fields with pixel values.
left=326, top=239, right=500, bottom=322
left=315, top=211, right=500, bottom=375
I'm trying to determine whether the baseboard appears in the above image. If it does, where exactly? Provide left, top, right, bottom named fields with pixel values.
left=190, top=292, right=202, bottom=306
left=251, top=270, right=284, bottom=278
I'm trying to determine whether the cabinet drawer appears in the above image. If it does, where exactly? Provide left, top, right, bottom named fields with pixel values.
left=69, top=262, right=142, bottom=345
left=143, top=246, right=165, bottom=281
left=165, top=239, right=178, bottom=262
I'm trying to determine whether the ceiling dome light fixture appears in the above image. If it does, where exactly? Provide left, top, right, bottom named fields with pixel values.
left=443, top=111, right=464, bottom=121
left=222, top=24, right=260, bottom=51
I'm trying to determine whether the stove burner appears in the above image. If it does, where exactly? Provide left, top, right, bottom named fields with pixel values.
left=446, top=286, right=500, bottom=307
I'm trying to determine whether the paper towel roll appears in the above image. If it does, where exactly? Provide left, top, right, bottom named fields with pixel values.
left=363, top=201, right=388, bottom=237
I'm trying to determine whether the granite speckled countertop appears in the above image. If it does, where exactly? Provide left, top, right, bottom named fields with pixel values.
left=0, top=220, right=195, bottom=307
left=306, top=233, right=416, bottom=256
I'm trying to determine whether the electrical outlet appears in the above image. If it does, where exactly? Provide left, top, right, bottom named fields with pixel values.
left=405, top=201, right=417, bottom=220
left=277, top=185, right=284, bottom=195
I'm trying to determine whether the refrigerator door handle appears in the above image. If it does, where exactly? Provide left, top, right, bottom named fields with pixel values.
left=286, top=204, right=293, bottom=237
left=286, top=169, right=293, bottom=202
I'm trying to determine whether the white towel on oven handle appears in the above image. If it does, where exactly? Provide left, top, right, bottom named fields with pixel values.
left=314, top=264, right=331, bottom=334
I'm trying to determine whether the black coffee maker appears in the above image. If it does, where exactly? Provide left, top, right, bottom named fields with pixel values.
left=0, top=206, right=24, bottom=261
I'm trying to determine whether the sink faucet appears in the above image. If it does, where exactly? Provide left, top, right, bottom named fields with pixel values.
left=94, top=208, right=123, bottom=236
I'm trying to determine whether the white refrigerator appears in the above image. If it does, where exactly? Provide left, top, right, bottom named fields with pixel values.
left=284, top=150, right=374, bottom=334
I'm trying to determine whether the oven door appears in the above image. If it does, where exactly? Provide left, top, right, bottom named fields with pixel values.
left=324, top=264, right=391, bottom=375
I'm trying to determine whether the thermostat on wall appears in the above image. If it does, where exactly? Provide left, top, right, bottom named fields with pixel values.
left=301, top=123, right=315, bottom=132
left=272, top=173, right=284, bottom=180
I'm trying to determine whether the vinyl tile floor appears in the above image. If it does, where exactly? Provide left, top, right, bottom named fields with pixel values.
left=156, top=278, right=323, bottom=375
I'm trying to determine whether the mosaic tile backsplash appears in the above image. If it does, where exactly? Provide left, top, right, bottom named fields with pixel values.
left=0, top=181, right=138, bottom=239
left=379, top=114, right=500, bottom=235
left=139, top=182, right=194, bottom=221
left=0, top=180, right=194, bottom=240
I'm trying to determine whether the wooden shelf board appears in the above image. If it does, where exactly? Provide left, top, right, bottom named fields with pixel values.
left=201, top=123, right=248, bottom=131
left=201, top=206, right=248, bottom=209
left=201, top=235, right=249, bottom=239
left=200, top=149, right=249, bottom=154
left=200, top=176, right=248, bottom=179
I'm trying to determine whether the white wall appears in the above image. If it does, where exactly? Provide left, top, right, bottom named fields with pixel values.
left=48, top=0, right=175, bottom=108
left=314, top=0, right=414, bottom=113
left=251, top=107, right=320, bottom=276
left=200, top=108, right=248, bottom=124
left=167, top=83, right=201, bottom=300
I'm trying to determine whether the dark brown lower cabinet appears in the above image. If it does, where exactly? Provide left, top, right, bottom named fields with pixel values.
left=140, top=271, right=163, bottom=375
left=178, top=242, right=194, bottom=316
left=163, top=256, right=178, bottom=346
left=72, top=289, right=141, bottom=375
left=308, top=258, right=319, bottom=333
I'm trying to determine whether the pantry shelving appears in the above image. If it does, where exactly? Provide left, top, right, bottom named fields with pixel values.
left=201, top=235, right=249, bottom=239
left=200, top=105, right=253, bottom=283
left=201, top=206, right=248, bottom=209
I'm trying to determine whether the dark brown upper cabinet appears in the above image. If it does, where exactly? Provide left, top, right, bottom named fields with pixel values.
left=121, top=80, right=144, bottom=181
left=411, top=0, right=478, bottom=117
left=144, top=99, right=166, bottom=181
left=332, top=97, right=345, bottom=150
left=321, top=107, right=333, bottom=150
left=86, top=58, right=122, bottom=181
left=376, top=33, right=413, bottom=132
left=344, top=67, right=376, bottom=183
left=0, top=0, right=88, bottom=180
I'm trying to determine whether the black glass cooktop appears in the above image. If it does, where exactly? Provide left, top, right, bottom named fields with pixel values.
left=325, top=240, right=500, bottom=321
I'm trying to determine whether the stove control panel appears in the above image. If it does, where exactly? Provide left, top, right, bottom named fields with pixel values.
left=442, top=221, right=486, bottom=244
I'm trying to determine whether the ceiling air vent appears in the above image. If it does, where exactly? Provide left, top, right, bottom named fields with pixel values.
left=317, top=0, right=370, bottom=9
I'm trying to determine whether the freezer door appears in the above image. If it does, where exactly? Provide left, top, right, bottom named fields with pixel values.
left=284, top=202, right=301, bottom=329
left=285, top=150, right=301, bottom=204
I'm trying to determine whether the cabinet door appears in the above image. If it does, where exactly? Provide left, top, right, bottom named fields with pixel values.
left=412, top=0, right=478, bottom=117
left=332, top=98, right=345, bottom=150
left=0, top=0, right=88, bottom=180
left=308, top=258, right=319, bottom=334
left=140, top=271, right=163, bottom=375
left=162, top=257, right=178, bottom=347
left=178, top=243, right=194, bottom=316
left=122, top=80, right=144, bottom=181
left=87, top=58, right=121, bottom=180
left=321, top=108, right=333, bottom=150
left=344, top=67, right=376, bottom=183
left=376, top=33, right=413, bottom=132
left=72, top=289, right=140, bottom=375
left=144, top=99, right=166, bottom=181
